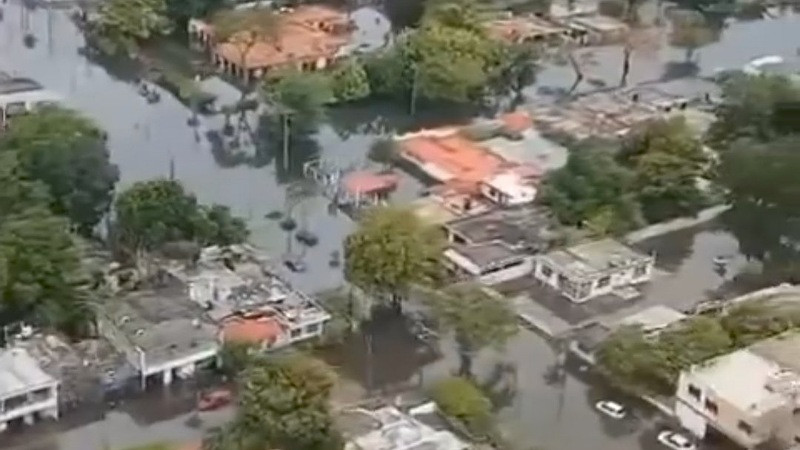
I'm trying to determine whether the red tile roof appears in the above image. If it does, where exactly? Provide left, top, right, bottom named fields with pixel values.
left=500, top=111, right=534, bottom=134
left=215, top=5, right=351, bottom=70
left=342, top=171, right=400, bottom=195
left=221, top=316, right=285, bottom=344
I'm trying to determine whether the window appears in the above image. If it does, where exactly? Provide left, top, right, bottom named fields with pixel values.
left=737, top=421, right=753, bottom=435
left=305, top=323, right=320, bottom=335
left=634, top=264, right=649, bottom=277
left=290, top=328, right=301, bottom=338
left=704, top=399, right=718, bottom=415
left=597, top=276, right=611, bottom=288
left=687, top=384, right=701, bottom=401
left=794, top=436, right=800, bottom=444
left=541, top=265, right=553, bottom=278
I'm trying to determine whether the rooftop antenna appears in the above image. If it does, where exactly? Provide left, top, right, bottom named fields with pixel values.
left=169, top=156, right=175, bottom=180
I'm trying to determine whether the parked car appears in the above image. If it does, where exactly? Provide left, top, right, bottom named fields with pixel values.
left=284, top=256, right=307, bottom=273
left=594, top=400, right=627, bottom=419
left=198, top=389, right=232, bottom=412
left=658, top=430, right=696, bottom=450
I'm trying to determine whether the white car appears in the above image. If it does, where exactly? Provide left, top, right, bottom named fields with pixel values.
left=658, top=430, right=696, bottom=450
left=594, top=400, right=627, bottom=419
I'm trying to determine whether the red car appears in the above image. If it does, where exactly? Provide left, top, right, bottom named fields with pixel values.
left=197, top=389, right=232, bottom=411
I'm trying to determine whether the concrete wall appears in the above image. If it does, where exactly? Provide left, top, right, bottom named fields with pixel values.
left=0, top=385, right=58, bottom=431
left=532, top=257, right=653, bottom=303
left=676, top=371, right=777, bottom=448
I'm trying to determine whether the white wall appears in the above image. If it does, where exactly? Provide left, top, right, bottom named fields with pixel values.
left=532, top=257, right=654, bottom=303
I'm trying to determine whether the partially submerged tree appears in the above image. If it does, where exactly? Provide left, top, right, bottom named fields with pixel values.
left=426, top=284, right=518, bottom=377
left=431, top=377, right=493, bottom=434
left=0, top=107, right=119, bottom=236
left=91, top=0, right=172, bottom=55
left=330, top=60, right=371, bottom=103
left=345, top=206, right=444, bottom=306
left=619, top=116, right=709, bottom=222
left=668, top=9, right=719, bottom=63
left=114, top=179, right=248, bottom=255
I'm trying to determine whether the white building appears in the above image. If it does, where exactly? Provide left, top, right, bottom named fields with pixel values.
left=533, top=238, right=654, bottom=303
left=0, top=348, right=59, bottom=432
left=479, top=171, right=538, bottom=206
left=341, top=405, right=468, bottom=450
left=444, top=242, right=533, bottom=286
left=0, top=75, right=62, bottom=122
left=97, top=275, right=220, bottom=388
left=676, top=333, right=800, bottom=449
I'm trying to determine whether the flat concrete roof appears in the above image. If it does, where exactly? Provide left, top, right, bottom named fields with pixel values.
left=544, top=238, right=651, bottom=278
left=749, top=333, right=800, bottom=376
left=689, top=348, right=784, bottom=413
left=0, top=77, right=42, bottom=95
left=616, top=305, right=686, bottom=331
left=446, top=242, right=522, bottom=269
left=444, top=206, right=553, bottom=250
left=0, top=348, right=57, bottom=399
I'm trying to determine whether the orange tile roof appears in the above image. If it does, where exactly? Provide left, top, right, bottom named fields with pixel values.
left=399, top=134, right=506, bottom=192
left=343, top=171, right=400, bottom=195
left=500, top=111, right=534, bottom=134
left=222, top=316, right=285, bottom=344
left=215, top=6, right=351, bottom=70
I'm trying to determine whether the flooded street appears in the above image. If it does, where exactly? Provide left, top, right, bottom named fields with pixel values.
left=0, top=1, right=797, bottom=449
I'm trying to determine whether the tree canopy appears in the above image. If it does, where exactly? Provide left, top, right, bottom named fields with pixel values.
left=212, top=8, right=281, bottom=69
left=0, top=107, right=119, bottom=236
left=344, top=206, right=444, bottom=299
left=668, top=10, right=720, bottom=62
left=114, top=179, right=248, bottom=253
left=619, top=117, right=709, bottom=223
left=264, top=70, right=334, bottom=131
left=426, top=283, right=518, bottom=376
left=596, top=301, right=800, bottom=396
left=91, top=0, right=173, bottom=55
left=706, top=73, right=800, bottom=148
left=431, top=376, right=492, bottom=433
left=539, top=143, right=643, bottom=235
left=330, top=60, right=372, bottom=103
left=205, top=354, right=342, bottom=450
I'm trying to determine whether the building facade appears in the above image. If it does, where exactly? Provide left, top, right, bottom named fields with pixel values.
left=0, top=348, right=59, bottom=432
left=676, top=333, right=800, bottom=449
left=532, top=238, right=654, bottom=303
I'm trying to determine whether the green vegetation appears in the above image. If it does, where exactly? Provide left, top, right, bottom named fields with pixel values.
left=114, top=179, right=248, bottom=254
left=204, top=354, right=342, bottom=450
left=330, top=60, right=372, bottom=103
left=596, top=301, right=800, bottom=396
left=668, top=10, right=720, bottom=63
left=619, top=116, right=709, bottom=223
left=0, top=108, right=118, bottom=336
left=425, top=284, right=518, bottom=377
left=344, top=206, right=445, bottom=303
left=541, top=116, right=710, bottom=235
left=264, top=70, right=335, bottom=131
left=91, top=0, right=173, bottom=56
left=432, top=376, right=493, bottom=434
left=539, top=143, right=643, bottom=236
left=0, top=107, right=119, bottom=236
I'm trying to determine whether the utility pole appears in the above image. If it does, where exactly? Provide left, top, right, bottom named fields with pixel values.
left=282, top=111, right=290, bottom=172
left=409, top=65, right=419, bottom=116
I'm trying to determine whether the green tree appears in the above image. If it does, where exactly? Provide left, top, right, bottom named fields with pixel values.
left=492, top=42, right=540, bottom=99
left=431, top=377, right=492, bottom=434
left=92, top=0, right=172, bottom=55
left=426, top=284, right=518, bottom=377
left=707, top=74, right=800, bottom=148
left=264, top=70, right=334, bottom=131
left=165, top=0, right=225, bottom=28
left=206, top=355, right=342, bottom=450
left=331, top=60, right=371, bottom=103
left=344, top=206, right=444, bottom=305
left=619, top=117, right=709, bottom=223
left=363, top=41, right=414, bottom=99
left=668, top=10, right=719, bottom=63
left=0, top=207, right=86, bottom=332
left=539, top=144, right=643, bottom=235
left=0, top=107, right=119, bottom=236
left=115, top=179, right=248, bottom=254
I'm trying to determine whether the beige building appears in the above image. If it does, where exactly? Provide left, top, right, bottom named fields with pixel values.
left=676, top=333, right=800, bottom=449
